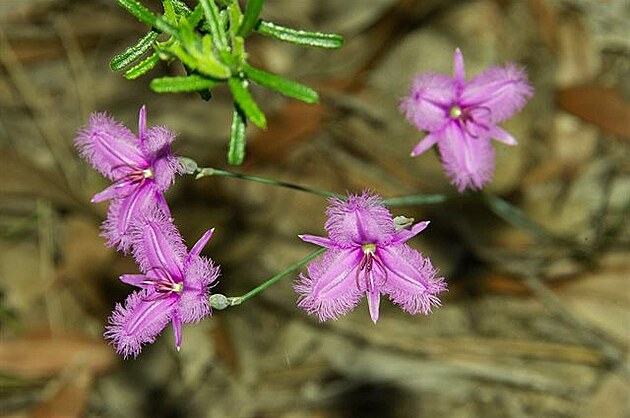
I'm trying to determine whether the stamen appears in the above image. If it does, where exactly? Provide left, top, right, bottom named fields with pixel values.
left=142, top=266, right=184, bottom=296
left=356, top=243, right=388, bottom=290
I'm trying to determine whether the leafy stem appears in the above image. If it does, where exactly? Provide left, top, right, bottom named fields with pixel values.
left=111, top=0, right=344, bottom=165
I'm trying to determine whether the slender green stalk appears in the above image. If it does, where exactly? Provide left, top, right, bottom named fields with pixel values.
left=211, top=248, right=325, bottom=309
left=239, top=247, right=325, bottom=303
left=195, top=167, right=341, bottom=199
left=383, top=194, right=449, bottom=206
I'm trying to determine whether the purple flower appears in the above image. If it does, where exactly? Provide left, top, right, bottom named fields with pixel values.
left=295, top=191, right=446, bottom=323
left=75, top=106, right=183, bottom=251
left=401, top=49, right=533, bottom=192
left=104, top=212, right=219, bottom=358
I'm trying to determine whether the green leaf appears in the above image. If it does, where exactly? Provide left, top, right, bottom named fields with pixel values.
left=228, top=77, right=266, bottom=129
left=123, top=52, right=160, bottom=79
left=243, top=64, right=318, bottom=104
left=228, top=106, right=247, bottom=165
left=162, top=0, right=177, bottom=22
left=169, top=1, right=210, bottom=31
left=116, top=0, right=179, bottom=37
left=171, top=0, right=192, bottom=15
left=256, top=21, right=343, bottom=49
left=232, top=36, right=245, bottom=67
left=197, top=35, right=232, bottom=78
left=238, top=0, right=264, bottom=36
left=199, top=0, right=228, bottom=50
left=153, top=16, right=180, bottom=38
left=164, top=41, right=231, bottom=79
left=227, top=2, right=243, bottom=39
left=116, top=0, right=158, bottom=26
left=110, top=30, right=159, bottom=71
left=150, top=75, right=220, bottom=93
left=188, top=4, right=204, bottom=27
left=383, top=194, right=449, bottom=206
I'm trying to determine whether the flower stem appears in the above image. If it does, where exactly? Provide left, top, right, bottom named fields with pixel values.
left=210, top=247, right=326, bottom=309
left=383, top=194, right=449, bottom=206
left=195, top=166, right=341, bottom=199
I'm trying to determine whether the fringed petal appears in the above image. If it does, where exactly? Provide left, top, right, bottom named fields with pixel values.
left=151, top=151, right=183, bottom=192
left=400, top=73, right=456, bottom=132
left=142, top=126, right=177, bottom=156
left=101, top=184, right=157, bottom=252
left=294, top=248, right=363, bottom=322
left=438, top=123, right=496, bottom=192
left=178, top=254, right=218, bottom=323
left=130, top=209, right=187, bottom=276
left=378, top=245, right=446, bottom=315
left=325, top=192, right=395, bottom=245
left=104, top=289, right=177, bottom=359
left=75, top=112, right=146, bottom=180
left=143, top=125, right=184, bottom=192
left=460, top=64, right=534, bottom=123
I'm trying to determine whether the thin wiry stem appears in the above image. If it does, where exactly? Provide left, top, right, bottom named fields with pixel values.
left=211, top=248, right=325, bottom=308
left=195, top=166, right=341, bottom=199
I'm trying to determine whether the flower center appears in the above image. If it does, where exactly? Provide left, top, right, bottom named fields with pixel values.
left=142, top=168, right=154, bottom=179
left=449, top=105, right=463, bottom=119
left=356, top=243, right=387, bottom=292
left=447, top=104, right=494, bottom=138
left=362, top=243, right=376, bottom=255
left=143, top=267, right=184, bottom=297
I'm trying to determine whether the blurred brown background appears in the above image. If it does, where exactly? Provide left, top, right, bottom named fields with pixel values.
left=1, top=0, right=629, bottom=417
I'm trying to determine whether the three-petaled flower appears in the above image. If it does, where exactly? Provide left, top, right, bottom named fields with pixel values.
left=75, top=106, right=182, bottom=251
left=401, top=49, right=533, bottom=192
left=105, top=212, right=219, bottom=358
left=295, top=191, right=446, bottom=323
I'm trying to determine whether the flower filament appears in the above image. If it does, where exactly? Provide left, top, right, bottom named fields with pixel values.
left=357, top=243, right=387, bottom=290
left=143, top=266, right=184, bottom=300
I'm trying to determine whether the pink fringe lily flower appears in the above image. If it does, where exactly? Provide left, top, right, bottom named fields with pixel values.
left=105, top=212, right=219, bottom=358
left=295, top=191, right=446, bottom=323
left=401, top=49, right=533, bottom=192
left=75, top=106, right=183, bottom=251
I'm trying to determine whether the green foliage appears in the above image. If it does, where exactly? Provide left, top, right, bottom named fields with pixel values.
left=110, top=30, right=159, bottom=71
left=150, top=75, right=220, bottom=93
left=228, top=77, right=266, bottom=129
left=255, top=21, right=344, bottom=49
left=111, top=0, right=344, bottom=165
left=228, top=107, right=247, bottom=165
left=243, top=64, right=319, bottom=104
